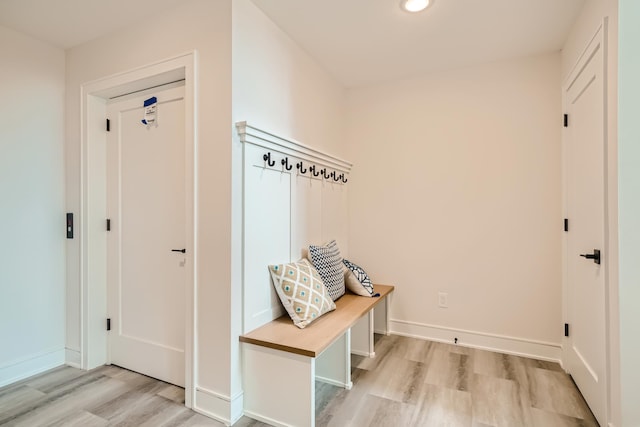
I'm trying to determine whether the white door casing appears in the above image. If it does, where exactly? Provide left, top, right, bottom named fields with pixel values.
left=80, top=52, right=196, bottom=408
left=563, top=24, right=608, bottom=426
left=107, top=85, right=187, bottom=387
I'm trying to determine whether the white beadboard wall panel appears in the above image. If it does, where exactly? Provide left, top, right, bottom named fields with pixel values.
left=322, top=182, right=349, bottom=257
left=238, top=122, right=352, bottom=334
left=291, top=174, right=323, bottom=261
left=243, top=147, right=291, bottom=333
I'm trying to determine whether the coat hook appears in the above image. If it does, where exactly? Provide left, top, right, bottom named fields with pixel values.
left=310, top=165, right=320, bottom=177
left=332, top=171, right=341, bottom=182
left=263, top=152, right=275, bottom=167
left=296, top=161, right=307, bottom=174
left=322, top=169, right=332, bottom=180
left=341, top=174, right=348, bottom=184
left=281, top=157, right=293, bottom=171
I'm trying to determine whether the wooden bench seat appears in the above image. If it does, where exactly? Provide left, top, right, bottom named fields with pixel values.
left=240, top=284, right=394, bottom=357
left=240, top=284, right=394, bottom=427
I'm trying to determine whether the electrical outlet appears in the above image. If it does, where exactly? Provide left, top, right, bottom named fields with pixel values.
left=438, top=292, right=448, bottom=308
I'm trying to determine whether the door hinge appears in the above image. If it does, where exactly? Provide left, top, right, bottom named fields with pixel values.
left=564, top=218, right=569, bottom=232
left=564, top=323, right=569, bottom=337
left=563, top=114, right=568, bottom=128
left=107, top=318, right=111, bottom=331
left=106, top=118, right=111, bottom=132
left=106, top=218, right=111, bottom=231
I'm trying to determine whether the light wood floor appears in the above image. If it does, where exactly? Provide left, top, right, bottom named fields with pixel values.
left=0, top=335, right=598, bottom=426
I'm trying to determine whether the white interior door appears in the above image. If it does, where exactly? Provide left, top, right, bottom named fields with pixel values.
left=107, top=85, right=186, bottom=387
left=564, top=28, right=607, bottom=425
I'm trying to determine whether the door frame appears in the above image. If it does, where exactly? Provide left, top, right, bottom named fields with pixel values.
left=561, top=21, right=610, bottom=423
left=79, top=52, right=197, bottom=408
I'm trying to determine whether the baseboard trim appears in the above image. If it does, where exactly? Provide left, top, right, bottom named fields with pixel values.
left=193, top=387, right=243, bottom=426
left=351, top=349, right=373, bottom=358
left=243, top=410, right=292, bottom=427
left=0, top=347, right=65, bottom=388
left=390, top=319, right=562, bottom=362
left=229, top=390, right=244, bottom=425
left=316, top=375, right=353, bottom=390
left=65, top=348, right=81, bottom=368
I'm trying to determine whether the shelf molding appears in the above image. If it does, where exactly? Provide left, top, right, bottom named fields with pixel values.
left=236, top=121, right=353, bottom=173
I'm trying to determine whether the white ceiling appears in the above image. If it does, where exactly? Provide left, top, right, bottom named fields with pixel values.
left=0, top=0, right=183, bottom=49
left=0, top=0, right=585, bottom=87
left=251, top=0, right=586, bottom=87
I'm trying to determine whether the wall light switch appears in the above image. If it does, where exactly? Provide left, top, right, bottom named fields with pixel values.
left=438, top=292, right=448, bottom=308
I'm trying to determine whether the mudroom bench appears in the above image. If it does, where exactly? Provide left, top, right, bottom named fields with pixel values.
left=240, top=284, right=394, bottom=427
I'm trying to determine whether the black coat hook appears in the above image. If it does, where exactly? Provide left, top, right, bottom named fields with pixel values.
left=341, top=174, right=348, bottom=184
left=333, top=172, right=341, bottom=182
left=263, top=152, right=275, bottom=167
left=281, top=157, right=293, bottom=171
left=322, top=169, right=332, bottom=180
left=296, top=161, right=307, bottom=174
left=310, top=165, right=320, bottom=177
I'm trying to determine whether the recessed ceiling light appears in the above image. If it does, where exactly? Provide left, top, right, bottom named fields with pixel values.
left=400, top=0, right=431, bottom=13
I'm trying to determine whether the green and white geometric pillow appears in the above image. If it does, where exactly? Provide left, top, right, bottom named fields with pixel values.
left=268, top=258, right=336, bottom=329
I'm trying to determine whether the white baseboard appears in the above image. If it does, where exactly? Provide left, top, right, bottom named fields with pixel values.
left=0, top=347, right=65, bottom=388
left=316, top=375, right=353, bottom=390
left=390, top=319, right=562, bottom=363
left=351, top=349, right=374, bottom=358
left=243, top=410, right=291, bottom=427
left=193, top=386, right=243, bottom=426
left=65, top=348, right=81, bottom=368
left=229, top=390, right=244, bottom=425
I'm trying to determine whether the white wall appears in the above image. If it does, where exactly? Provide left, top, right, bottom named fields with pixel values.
left=561, top=0, right=620, bottom=425
left=231, top=1, right=347, bottom=420
left=618, top=1, right=639, bottom=425
left=345, top=53, right=563, bottom=359
left=232, top=0, right=346, bottom=155
left=64, top=0, right=233, bottom=422
left=0, top=25, right=66, bottom=386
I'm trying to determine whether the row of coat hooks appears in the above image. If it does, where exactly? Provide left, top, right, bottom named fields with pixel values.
left=263, top=152, right=348, bottom=184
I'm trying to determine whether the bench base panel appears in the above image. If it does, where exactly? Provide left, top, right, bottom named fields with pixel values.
left=243, top=344, right=315, bottom=427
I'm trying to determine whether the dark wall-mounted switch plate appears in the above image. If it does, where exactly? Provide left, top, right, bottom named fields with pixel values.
left=66, top=213, right=73, bottom=239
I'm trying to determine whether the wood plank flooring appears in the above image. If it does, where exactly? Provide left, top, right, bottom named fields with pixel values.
left=314, top=335, right=598, bottom=426
left=0, top=335, right=598, bottom=426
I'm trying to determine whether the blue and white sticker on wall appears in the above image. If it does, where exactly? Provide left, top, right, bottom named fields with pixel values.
left=141, top=96, right=158, bottom=128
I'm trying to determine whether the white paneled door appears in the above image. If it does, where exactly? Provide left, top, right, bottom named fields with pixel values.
left=564, top=27, right=606, bottom=425
left=107, top=86, right=186, bottom=387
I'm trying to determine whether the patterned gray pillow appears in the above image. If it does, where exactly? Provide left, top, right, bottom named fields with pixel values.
left=343, top=259, right=379, bottom=297
left=308, top=240, right=345, bottom=301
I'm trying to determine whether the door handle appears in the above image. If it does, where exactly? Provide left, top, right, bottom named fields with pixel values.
left=580, top=249, right=600, bottom=265
left=171, top=249, right=186, bottom=254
